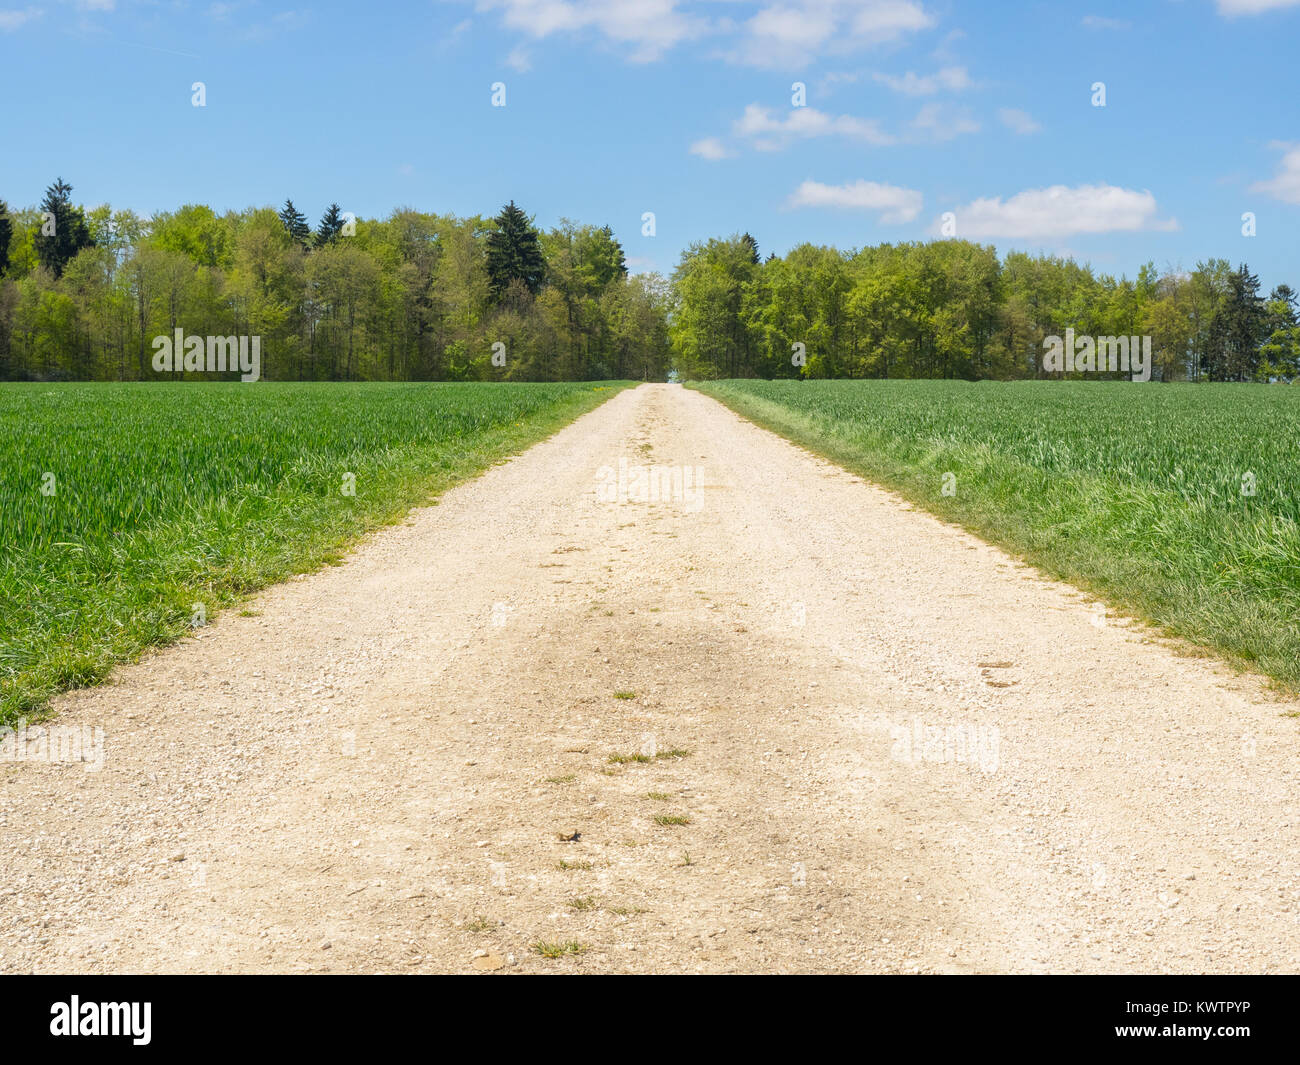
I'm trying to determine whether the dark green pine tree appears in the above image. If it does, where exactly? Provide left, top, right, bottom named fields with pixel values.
left=0, top=200, right=11, bottom=277
left=35, top=178, right=94, bottom=279
left=1215, top=263, right=1267, bottom=381
left=316, top=203, right=345, bottom=246
left=740, top=232, right=760, bottom=265
left=486, top=201, right=545, bottom=301
left=279, top=199, right=311, bottom=247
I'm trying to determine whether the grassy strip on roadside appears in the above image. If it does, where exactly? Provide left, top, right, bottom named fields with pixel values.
left=2, top=381, right=630, bottom=724
left=691, top=379, right=1300, bottom=697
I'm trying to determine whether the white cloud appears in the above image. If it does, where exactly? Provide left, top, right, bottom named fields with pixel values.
left=1249, top=142, right=1300, bottom=204
left=937, top=184, right=1177, bottom=239
left=998, top=107, right=1041, bottom=135
left=735, top=103, right=894, bottom=147
left=506, top=44, right=532, bottom=70
left=475, top=0, right=936, bottom=68
left=788, top=179, right=923, bottom=223
left=716, top=97, right=978, bottom=154
left=0, top=5, right=41, bottom=30
left=873, top=65, right=971, bottom=95
left=908, top=102, right=979, bottom=141
left=731, top=1, right=935, bottom=67
left=1080, top=15, right=1130, bottom=29
left=689, top=136, right=733, bottom=160
left=849, top=0, right=934, bottom=41
left=475, top=1, right=936, bottom=67
left=1215, top=0, right=1300, bottom=14
left=477, top=0, right=707, bottom=62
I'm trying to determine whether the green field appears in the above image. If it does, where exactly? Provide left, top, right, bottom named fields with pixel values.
left=693, top=379, right=1300, bottom=694
left=1, top=381, right=627, bottom=724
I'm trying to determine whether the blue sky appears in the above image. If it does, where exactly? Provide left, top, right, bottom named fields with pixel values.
left=2, top=0, right=1298, bottom=288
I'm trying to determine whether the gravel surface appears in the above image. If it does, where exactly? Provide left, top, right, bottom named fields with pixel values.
left=3, top=383, right=1298, bottom=974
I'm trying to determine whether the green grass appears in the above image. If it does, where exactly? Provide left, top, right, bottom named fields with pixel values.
left=692, top=379, right=1300, bottom=694
left=531, top=940, right=589, bottom=958
left=608, top=748, right=690, bottom=765
left=1, top=381, right=629, bottom=724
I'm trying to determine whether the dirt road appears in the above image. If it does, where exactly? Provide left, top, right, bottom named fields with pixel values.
left=4, top=383, right=1298, bottom=973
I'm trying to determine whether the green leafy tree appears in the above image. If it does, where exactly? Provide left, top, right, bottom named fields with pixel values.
left=1144, top=272, right=1194, bottom=382
left=152, top=204, right=231, bottom=269
left=1258, top=284, right=1300, bottom=381
left=574, top=224, right=627, bottom=292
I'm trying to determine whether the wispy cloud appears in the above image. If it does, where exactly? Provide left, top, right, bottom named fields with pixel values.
left=1080, top=15, right=1130, bottom=30
left=735, top=103, right=894, bottom=149
left=474, top=1, right=936, bottom=68
left=205, top=2, right=309, bottom=41
left=873, top=65, right=971, bottom=95
left=0, top=6, right=41, bottom=30
left=1215, top=0, right=1300, bottom=15
left=506, top=44, right=531, bottom=71
left=788, top=179, right=922, bottom=223
left=907, top=102, right=979, bottom=142
left=998, top=107, right=1041, bottom=135
left=936, top=184, right=1177, bottom=239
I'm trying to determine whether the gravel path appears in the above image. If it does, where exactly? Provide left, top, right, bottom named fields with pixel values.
left=4, top=383, right=1298, bottom=974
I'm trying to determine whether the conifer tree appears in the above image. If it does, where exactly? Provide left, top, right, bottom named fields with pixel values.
left=35, top=178, right=93, bottom=278
left=279, top=199, right=311, bottom=247
left=0, top=200, right=11, bottom=277
left=486, top=200, right=545, bottom=301
left=316, top=203, right=345, bottom=246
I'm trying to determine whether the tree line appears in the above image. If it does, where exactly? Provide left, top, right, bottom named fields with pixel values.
left=0, top=180, right=671, bottom=383
left=670, top=236, right=1300, bottom=382
left=2, top=180, right=1297, bottom=384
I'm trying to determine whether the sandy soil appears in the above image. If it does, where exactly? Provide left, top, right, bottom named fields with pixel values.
left=3, top=383, right=1298, bottom=974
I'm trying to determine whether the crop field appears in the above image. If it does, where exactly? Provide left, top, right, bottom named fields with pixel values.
left=0, top=381, right=627, bottom=723
left=693, top=379, right=1300, bottom=693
